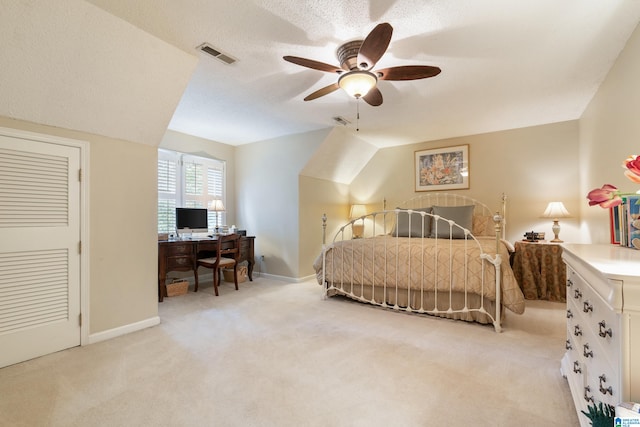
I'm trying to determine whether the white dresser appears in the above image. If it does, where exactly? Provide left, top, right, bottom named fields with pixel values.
left=561, top=244, right=640, bottom=426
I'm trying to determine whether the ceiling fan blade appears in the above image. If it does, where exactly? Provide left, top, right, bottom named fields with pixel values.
left=283, top=56, right=342, bottom=74
left=362, top=87, right=383, bottom=106
left=377, top=65, right=442, bottom=81
left=304, top=83, right=340, bottom=101
left=357, top=23, right=393, bottom=70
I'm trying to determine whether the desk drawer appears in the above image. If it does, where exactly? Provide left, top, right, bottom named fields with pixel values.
left=165, top=243, right=193, bottom=256
left=239, top=242, right=248, bottom=259
left=239, top=238, right=253, bottom=262
left=167, top=255, right=193, bottom=269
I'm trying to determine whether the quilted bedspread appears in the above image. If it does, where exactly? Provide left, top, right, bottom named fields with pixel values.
left=313, top=235, right=525, bottom=314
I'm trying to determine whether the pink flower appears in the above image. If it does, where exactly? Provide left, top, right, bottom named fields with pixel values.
left=587, top=184, right=623, bottom=208
left=623, top=154, right=640, bottom=183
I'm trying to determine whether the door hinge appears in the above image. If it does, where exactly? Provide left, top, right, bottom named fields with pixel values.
left=78, top=241, right=82, bottom=254
left=78, top=168, right=82, bottom=182
left=79, top=313, right=82, bottom=327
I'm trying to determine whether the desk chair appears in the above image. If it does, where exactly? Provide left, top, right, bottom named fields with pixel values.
left=195, top=234, right=240, bottom=296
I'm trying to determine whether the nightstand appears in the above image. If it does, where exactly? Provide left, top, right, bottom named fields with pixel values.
left=512, top=240, right=566, bottom=302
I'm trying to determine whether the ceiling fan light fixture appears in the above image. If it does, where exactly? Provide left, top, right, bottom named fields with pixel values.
left=338, top=70, right=377, bottom=98
left=284, top=22, right=440, bottom=106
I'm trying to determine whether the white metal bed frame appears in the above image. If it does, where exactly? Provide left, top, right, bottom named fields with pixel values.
left=319, top=193, right=508, bottom=332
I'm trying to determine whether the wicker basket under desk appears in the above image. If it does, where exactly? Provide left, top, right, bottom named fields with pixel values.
left=166, top=279, right=189, bottom=296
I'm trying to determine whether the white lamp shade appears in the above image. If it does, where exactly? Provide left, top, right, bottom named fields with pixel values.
left=338, top=71, right=377, bottom=98
left=541, top=202, right=570, bottom=219
left=209, top=199, right=225, bottom=212
left=349, top=204, right=366, bottom=219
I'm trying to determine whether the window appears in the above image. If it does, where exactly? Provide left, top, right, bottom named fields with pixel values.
left=158, top=149, right=225, bottom=234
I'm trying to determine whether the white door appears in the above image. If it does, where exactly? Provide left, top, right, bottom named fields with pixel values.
left=0, top=131, right=82, bottom=368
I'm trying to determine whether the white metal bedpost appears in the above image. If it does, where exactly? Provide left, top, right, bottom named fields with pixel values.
left=321, top=213, right=327, bottom=299
left=493, top=211, right=503, bottom=332
left=501, top=193, right=507, bottom=240
left=322, top=213, right=327, bottom=246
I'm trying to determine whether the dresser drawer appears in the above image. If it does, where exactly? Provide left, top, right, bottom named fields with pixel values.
left=584, top=351, right=620, bottom=407
left=564, top=341, right=586, bottom=389
left=567, top=306, right=585, bottom=348
left=568, top=266, right=621, bottom=367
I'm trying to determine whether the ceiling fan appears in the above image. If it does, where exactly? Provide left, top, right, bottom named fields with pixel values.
left=283, top=23, right=441, bottom=107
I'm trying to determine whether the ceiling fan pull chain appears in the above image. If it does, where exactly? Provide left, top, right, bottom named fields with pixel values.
left=356, top=98, right=360, bottom=132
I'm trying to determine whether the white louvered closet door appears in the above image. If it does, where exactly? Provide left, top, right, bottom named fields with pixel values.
left=0, top=132, right=81, bottom=368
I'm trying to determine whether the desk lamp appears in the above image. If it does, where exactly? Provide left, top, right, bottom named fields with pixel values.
left=541, top=202, right=571, bottom=243
left=209, top=199, right=225, bottom=234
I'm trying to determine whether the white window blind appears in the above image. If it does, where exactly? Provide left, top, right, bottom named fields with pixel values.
left=157, top=149, right=225, bottom=234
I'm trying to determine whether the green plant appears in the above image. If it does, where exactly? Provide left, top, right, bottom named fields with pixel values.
left=581, top=402, right=615, bottom=427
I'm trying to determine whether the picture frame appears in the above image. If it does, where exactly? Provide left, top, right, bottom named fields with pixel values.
left=415, top=144, right=469, bottom=191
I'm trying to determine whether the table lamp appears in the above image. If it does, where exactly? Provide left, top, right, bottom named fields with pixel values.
left=349, top=204, right=366, bottom=238
left=541, top=201, right=571, bottom=243
left=209, top=199, right=225, bottom=233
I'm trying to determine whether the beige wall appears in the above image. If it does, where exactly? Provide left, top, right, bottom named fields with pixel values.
left=0, top=117, right=158, bottom=334
left=298, top=176, right=349, bottom=277
left=349, top=121, right=582, bottom=244
left=235, top=129, right=330, bottom=278
left=579, top=23, right=640, bottom=243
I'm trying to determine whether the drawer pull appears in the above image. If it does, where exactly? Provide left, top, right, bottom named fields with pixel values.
left=574, top=325, right=582, bottom=336
left=583, top=343, right=593, bottom=358
left=583, top=301, right=593, bottom=313
left=566, top=309, right=573, bottom=319
left=573, top=361, right=581, bottom=374
left=598, top=321, right=613, bottom=338
left=583, top=386, right=594, bottom=403
left=598, top=374, right=613, bottom=395
left=574, top=289, right=582, bottom=300
left=565, top=340, right=572, bottom=350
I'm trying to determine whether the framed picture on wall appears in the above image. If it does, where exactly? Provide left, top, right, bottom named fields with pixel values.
left=415, top=144, right=469, bottom=191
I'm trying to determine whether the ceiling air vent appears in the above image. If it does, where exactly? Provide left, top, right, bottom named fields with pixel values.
left=333, top=116, right=351, bottom=126
left=197, top=42, right=236, bottom=65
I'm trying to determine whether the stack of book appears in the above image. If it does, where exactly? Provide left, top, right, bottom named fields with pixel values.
left=610, top=194, right=640, bottom=248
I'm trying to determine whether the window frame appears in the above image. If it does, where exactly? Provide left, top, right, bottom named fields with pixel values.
left=157, top=149, right=225, bottom=234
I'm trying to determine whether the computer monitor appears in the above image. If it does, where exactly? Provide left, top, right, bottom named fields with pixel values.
left=175, top=207, right=208, bottom=236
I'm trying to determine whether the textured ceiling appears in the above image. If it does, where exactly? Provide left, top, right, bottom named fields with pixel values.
left=0, top=1, right=198, bottom=147
left=83, top=1, right=640, bottom=147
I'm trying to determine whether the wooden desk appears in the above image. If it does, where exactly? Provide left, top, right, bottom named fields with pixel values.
left=158, top=235, right=255, bottom=302
left=512, top=240, right=565, bottom=302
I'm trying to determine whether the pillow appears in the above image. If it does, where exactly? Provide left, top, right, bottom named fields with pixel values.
left=391, top=207, right=432, bottom=237
left=472, top=215, right=494, bottom=236
left=430, top=205, right=474, bottom=239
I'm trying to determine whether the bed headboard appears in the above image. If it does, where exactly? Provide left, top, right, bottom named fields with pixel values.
left=385, top=193, right=507, bottom=239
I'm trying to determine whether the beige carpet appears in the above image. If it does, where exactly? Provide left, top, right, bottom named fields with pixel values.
left=0, top=277, right=579, bottom=426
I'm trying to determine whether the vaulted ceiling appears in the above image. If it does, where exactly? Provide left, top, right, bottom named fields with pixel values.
left=4, top=1, right=640, bottom=149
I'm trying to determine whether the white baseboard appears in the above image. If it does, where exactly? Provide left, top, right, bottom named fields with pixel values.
left=258, top=272, right=315, bottom=283
left=87, top=316, right=161, bottom=345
